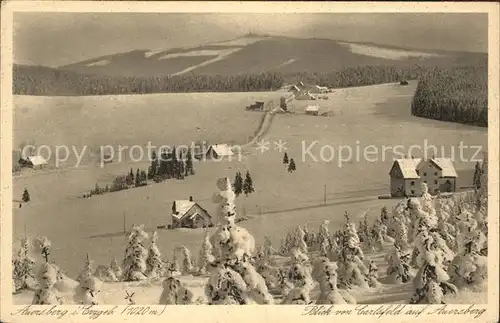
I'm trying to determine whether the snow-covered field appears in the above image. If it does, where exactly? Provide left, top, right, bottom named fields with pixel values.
left=12, top=82, right=489, bottom=305
left=338, top=42, right=442, bottom=60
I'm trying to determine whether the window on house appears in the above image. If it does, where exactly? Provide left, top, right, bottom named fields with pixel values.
left=434, top=180, right=438, bottom=184
left=411, top=190, right=415, bottom=195
left=411, top=181, right=415, bottom=186
left=434, top=172, right=438, bottom=176
left=423, top=172, right=427, bottom=176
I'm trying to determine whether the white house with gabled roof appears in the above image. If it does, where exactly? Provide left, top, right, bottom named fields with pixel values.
left=389, top=157, right=457, bottom=197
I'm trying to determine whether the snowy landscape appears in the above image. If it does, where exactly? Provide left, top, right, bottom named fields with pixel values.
left=10, top=12, right=490, bottom=307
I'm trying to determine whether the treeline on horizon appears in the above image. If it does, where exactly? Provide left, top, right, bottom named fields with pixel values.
left=411, top=63, right=488, bottom=127
left=14, top=64, right=433, bottom=96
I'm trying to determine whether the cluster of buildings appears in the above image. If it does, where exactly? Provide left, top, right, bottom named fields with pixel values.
left=12, top=151, right=47, bottom=171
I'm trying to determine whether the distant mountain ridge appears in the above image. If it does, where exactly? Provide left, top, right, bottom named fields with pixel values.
left=55, top=34, right=487, bottom=77
left=13, top=34, right=487, bottom=96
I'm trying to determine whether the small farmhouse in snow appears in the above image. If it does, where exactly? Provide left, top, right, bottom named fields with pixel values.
left=310, top=85, right=330, bottom=94
left=19, top=155, right=47, bottom=169
left=171, top=197, right=212, bottom=229
left=246, top=101, right=265, bottom=111
left=305, top=105, right=320, bottom=116
left=389, top=157, right=457, bottom=197
left=205, top=144, right=234, bottom=160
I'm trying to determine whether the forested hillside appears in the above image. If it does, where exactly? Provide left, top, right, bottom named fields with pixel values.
left=411, top=63, right=488, bottom=127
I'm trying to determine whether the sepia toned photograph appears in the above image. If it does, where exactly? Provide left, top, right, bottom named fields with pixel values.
left=1, top=2, right=498, bottom=319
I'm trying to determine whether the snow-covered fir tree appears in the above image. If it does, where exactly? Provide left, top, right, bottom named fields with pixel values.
left=233, top=255, right=274, bottom=304
left=313, top=258, right=356, bottom=304
left=159, top=267, right=194, bottom=305
left=34, top=236, right=52, bottom=263
left=93, top=264, right=118, bottom=282
left=205, top=261, right=251, bottom=304
left=263, top=236, right=275, bottom=258
left=206, top=177, right=271, bottom=304
left=146, top=231, right=165, bottom=279
left=198, top=230, right=215, bottom=275
left=367, top=260, right=381, bottom=288
left=385, top=244, right=412, bottom=284
left=294, top=225, right=308, bottom=254
left=12, top=237, right=36, bottom=292
left=122, top=224, right=149, bottom=281
left=409, top=235, right=458, bottom=304
left=337, top=213, right=370, bottom=289
left=358, top=213, right=371, bottom=247
left=212, top=177, right=237, bottom=226
left=110, top=257, right=123, bottom=281
left=448, top=208, right=488, bottom=290
left=435, top=200, right=458, bottom=252
left=177, top=245, right=194, bottom=275
left=32, top=262, right=61, bottom=305
left=391, top=215, right=410, bottom=251
left=369, top=219, right=385, bottom=252
left=74, top=254, right=102, bottom=305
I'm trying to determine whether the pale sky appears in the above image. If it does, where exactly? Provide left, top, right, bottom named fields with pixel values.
left=14, top=13, right=488, bottom=67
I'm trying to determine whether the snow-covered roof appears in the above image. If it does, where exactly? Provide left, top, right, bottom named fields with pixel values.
left=26, top=155, right=47, bottom=166
left=392, top=158, right=422, bottom=179
left=172, top=200, right=195, bottom=219
left=209, top=144, right=234, bottom=156
left=305, top=105, right=319, bottom=112
left=431, top=158, right=457, bottom=178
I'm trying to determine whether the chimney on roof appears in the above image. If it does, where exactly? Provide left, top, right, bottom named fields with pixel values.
left=189, top=196, right=193, bottom=202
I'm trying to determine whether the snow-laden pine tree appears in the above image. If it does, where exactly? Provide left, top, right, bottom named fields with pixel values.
left=94, top=264, right=118, bottom=282
left=367, top=260, right=381, bottom=288
left=385, top=244, right=412, bottom=284
left=206, top=177, right=272, bottom=304
left=358, top=214, right=370, bottom=248
left=122, top=224, right=149, bottom=281
left=281, top=249, right=314, bottom=304
left=263, top=236, right=275, bottom=259
left=254, top=248, right=280, bottom=290
left=146, top=231, right=165, bottom=279
left=74, top=254, right=102, bottom=305
left=313, top=259, right=356, bottom=304
left=448, top=208, right=488, bottom=290
left=409, top=234, right=458, bottom=304
left=159, top=269, right=194, bottom=304
left=435, top=200, right=458, bottom=252
left=198, top=230, right=215, bottom=275
left=205, top=261, right=251, bottom=304
left=337, top=213, right=370, bottom=289
left=233, top=255, right=274, bottom=304
left=110, top=257, right=123, bottom=281
left=32, top=262, right=61, bottom=305
left=176, top=245, right=194, bottom=275
left=317, top=220, right=330, bottom=248
left=12, top=237, right=36, bottom=292
left=294, top=225, right=308, bottom=254
left=33, top=236, right=52, bottom=263
left=391, top=215, right=409, bottom=251
left=369, top=219, right=385, bottom=252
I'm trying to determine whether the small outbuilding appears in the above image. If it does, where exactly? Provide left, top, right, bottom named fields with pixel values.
left=246, top=101, right=265, bottom=111
left=305, top=105, right=320, bottom=116
left=205, top=144, right=234, bottom=160
left=19, top=155, right=47, bottom=169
